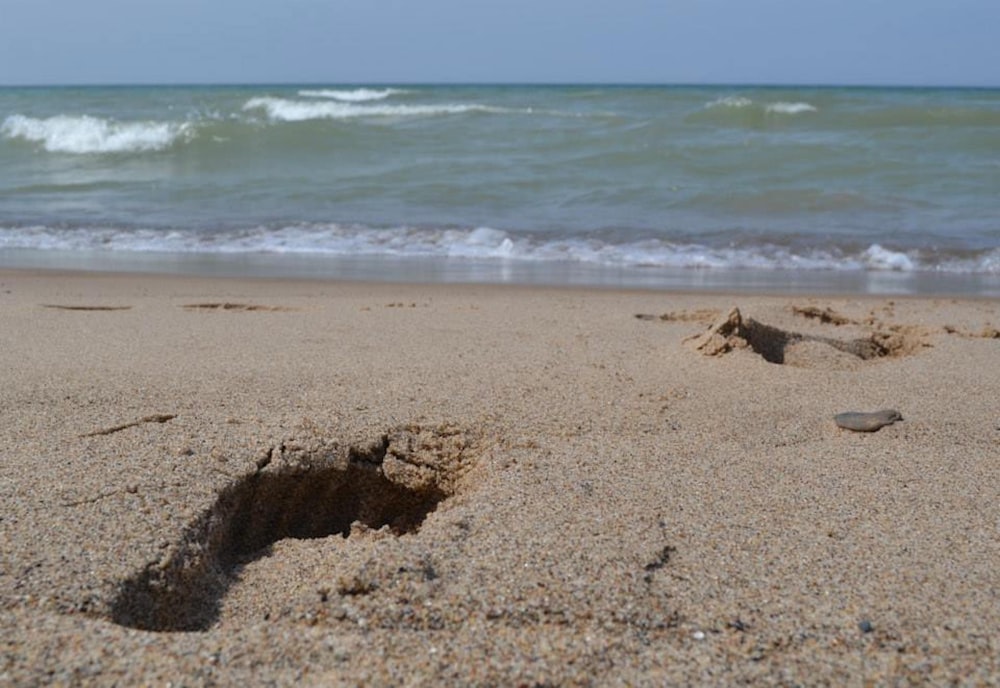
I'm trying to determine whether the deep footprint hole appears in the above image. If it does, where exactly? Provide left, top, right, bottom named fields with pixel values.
left=109, top=429, right=464, bottom=632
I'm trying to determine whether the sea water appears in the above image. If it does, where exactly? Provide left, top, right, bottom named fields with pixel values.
left=1, top=84, right=998, bottom=294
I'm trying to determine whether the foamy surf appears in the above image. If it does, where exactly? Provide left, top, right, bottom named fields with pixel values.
left=862, top=244, right=917, bottom=271
left=1, top=114, right=192, bottom=154
left=1, top=224, right=996, bottom=276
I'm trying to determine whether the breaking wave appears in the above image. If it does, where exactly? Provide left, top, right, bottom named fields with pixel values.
left=704, top=97, right=818, bottom=115
left=692, top=97, right=820, bottom=128
left=701, top=95, right=1000, bottom=128
left=242, top=97, right=515, bottom=122
left=1, top=114, right=193, bottom=154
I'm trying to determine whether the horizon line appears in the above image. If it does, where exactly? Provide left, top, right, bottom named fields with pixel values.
left=2, top=79, right=998, bottom=90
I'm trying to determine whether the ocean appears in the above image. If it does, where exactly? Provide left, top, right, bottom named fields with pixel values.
left=1, top=84, right=998, bottom=295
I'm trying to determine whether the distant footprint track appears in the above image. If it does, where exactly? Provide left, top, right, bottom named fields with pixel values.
left=182, top=302, right=296, bottom=312
left=42, top=304, right=132, bottom=311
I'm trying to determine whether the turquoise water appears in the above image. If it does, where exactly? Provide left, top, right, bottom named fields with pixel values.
left=1, top=84, right=998, bottom=293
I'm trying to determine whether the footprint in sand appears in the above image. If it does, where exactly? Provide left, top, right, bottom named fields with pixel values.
left=685, top=307, right=926, bottom=366
left=106, top=424, right=478, bottom=632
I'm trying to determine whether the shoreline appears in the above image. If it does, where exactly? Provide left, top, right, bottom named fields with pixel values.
left=2, top=269, right=998, bottom=684
left=5, top=264, right=1000, bottom=305
left=3, top=248, right=999, bottom=298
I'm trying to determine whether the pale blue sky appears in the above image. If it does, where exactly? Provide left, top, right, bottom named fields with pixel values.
left=1, top=0, right=997, bottom=86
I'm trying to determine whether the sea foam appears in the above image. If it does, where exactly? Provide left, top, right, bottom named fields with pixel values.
left=862, top=244, right=916, bottom=271
left=1, top=114, right=191, bottom=154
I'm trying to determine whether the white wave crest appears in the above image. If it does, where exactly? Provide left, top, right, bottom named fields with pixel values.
left=705, top=96, right=753, bottom=109
left=704, top=97, right=817, bottom=115
left=862, top=244, right=916, bottom=271
left=242, top=97, right=510, bottom=122
left=765, top=102, right=818, bottom=115
left=1, top=114, right=191, bottom=154
left=297, top=88, right=405, bottom=101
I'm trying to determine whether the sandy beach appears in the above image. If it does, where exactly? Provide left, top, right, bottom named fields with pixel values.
left=1, top=268, right=998, bottom=685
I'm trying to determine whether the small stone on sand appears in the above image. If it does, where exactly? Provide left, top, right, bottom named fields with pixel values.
left=834, top=409, right=903, bottom=432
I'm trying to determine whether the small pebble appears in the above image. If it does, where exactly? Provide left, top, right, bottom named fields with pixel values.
left=858, top=619, right=874, bottom=633
left=834, top=409, right=902, bottom=432
left=692, top=631, right=705, bottom=640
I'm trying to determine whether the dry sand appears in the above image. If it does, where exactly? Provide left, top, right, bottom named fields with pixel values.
left=1, top=268, right=998, bottom=685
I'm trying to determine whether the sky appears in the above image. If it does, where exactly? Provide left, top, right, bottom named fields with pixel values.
left=1, top=0, right=998, bottom=87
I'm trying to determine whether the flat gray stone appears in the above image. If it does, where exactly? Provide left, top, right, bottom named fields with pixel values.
left=834, top=409, right=903, bottom=432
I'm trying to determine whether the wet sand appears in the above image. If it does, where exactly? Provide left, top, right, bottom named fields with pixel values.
left=1, top=268, right=998, bottom=685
